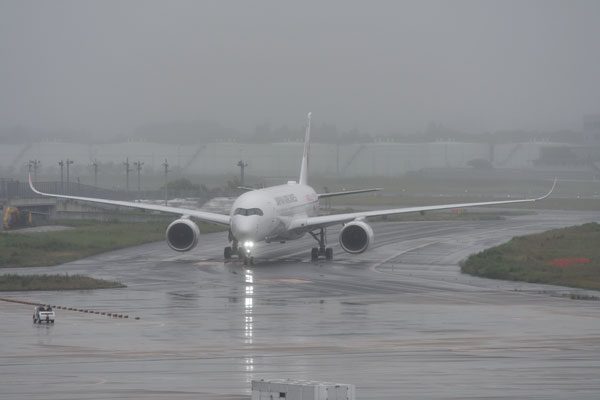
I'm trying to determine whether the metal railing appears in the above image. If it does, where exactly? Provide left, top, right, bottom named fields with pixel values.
left=0, top=180, right=168, bottom=202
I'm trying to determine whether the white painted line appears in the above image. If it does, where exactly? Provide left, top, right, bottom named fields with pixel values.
left=369, top=241, right=438, bottom=272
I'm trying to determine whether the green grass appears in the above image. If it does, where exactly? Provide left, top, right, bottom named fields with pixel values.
left=0, top=273, right=125, bottom=291
left=317, top=175, right=600, bottom=211
left=461, top=222, right=600, bottom=290
left=315, top=175, right=600, bottom=198
left=0, top=219, right=226, bottom=268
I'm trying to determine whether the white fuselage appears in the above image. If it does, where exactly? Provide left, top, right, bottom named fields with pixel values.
left=229, top=182, right=318, bottom=244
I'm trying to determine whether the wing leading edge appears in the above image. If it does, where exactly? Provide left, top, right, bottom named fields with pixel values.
left=291, top=179, right=557, bottom=231
left=28, top=175, right=230, bottom=226
left=317, top=188, right=382, bottom=199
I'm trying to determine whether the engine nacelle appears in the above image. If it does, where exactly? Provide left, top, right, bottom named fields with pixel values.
left=339, top=220, right=374, bottom=254
left=166, top=218, right=200, bottom=252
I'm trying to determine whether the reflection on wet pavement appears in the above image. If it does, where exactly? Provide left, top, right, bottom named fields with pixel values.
left=1, top=210, right=600, bottom=399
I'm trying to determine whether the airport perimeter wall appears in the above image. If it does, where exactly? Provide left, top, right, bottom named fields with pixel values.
left=0, top=141, right=550, bottom=178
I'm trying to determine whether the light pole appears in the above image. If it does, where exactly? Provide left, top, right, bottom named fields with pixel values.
left=123, top=158, right=131, bottom=192
left=133, top=160, right=143, bottom=198
left=237, top=160, right=248, bottom=186
left=28, top=160, right=40, bottom=181
left=65, top=159, right=74, bottom=194
left=58, top=160, right=64, bottom=193
left=91, top=159, right=99, bottom=187
left=162, top=159, right=169, bottom=206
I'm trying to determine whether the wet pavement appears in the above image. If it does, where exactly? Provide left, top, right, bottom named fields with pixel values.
left=1, top=209, right=600, bottom=399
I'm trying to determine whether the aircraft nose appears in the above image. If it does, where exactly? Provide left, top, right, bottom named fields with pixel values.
left=232, top=216, right=258, bottom=241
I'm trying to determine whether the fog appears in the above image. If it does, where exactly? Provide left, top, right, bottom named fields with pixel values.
left=1, top=0, right=599, bottom=141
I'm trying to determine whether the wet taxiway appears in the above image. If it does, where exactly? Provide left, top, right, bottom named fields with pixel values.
left=1, top=209, right=600, bottom=399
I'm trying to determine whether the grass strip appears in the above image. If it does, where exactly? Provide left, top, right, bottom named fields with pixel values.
left=0, top=273, right=125, bottom=291
left=0, top=219, right=226, bottom=268
left=461, top=222, right=600, bottom=290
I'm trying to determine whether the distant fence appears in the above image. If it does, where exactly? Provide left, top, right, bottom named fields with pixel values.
left=0, top=179, right=128, bottom=201
left=0, top=180, right=201, bottom=202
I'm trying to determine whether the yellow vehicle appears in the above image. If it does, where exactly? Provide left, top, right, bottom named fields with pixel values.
left=2, top=206, right=32, bottom=230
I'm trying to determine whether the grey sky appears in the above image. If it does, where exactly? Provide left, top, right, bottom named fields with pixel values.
left=1, top=0, right=599, bottom=138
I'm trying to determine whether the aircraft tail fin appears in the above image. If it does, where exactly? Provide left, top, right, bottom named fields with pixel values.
left=299, top=112, right=311, bottom=185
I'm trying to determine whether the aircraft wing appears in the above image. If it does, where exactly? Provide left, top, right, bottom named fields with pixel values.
left=290, top=179, right=557, bottom=231
left=28, top=175, right=231, bottom=226
left=317, top=188, right=382, bottom=199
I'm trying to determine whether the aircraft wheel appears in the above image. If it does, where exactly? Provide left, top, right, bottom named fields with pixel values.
left=311, top=247, right=319, bottom=262
left=325, top=247, right=333, bottom=261
left=224, top=246, right=232, bottom=260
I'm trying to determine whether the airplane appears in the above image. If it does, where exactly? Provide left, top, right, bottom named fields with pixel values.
left=29, top=113, right=556, bottom=265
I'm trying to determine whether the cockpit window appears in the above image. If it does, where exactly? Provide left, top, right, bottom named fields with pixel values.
left=234, top=208, right=263, bottom=216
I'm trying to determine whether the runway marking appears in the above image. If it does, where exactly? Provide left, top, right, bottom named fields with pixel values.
left=194, top=261, right=222, bottom=268
left=265, top=248, right=311, bottom=260
left=369, top=241, right=439, bottom=272
left=258, top=278, right=312, bottom=284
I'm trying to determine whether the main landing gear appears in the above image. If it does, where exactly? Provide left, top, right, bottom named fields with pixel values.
left=224, top=245, right=235, bottom=260
left=224, top=240, right=254, bottom=265
left=309, top=227, right=333, bottom=262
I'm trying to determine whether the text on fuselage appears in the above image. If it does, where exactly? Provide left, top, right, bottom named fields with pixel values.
left=275, top=194, right=298, bottom=206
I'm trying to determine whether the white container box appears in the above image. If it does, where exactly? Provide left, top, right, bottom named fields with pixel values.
left=251, top=379, right=355, bottom=400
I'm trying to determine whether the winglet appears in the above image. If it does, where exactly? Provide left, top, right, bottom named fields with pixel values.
left=298, top=112, right=311, bottom=186
left=28, top=173, right=47, bottom=197
left=535, top=177, right=557, bottom=201
left=28, top=173, right=40, bottom=195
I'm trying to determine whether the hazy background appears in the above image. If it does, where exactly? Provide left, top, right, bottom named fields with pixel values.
left=1, top=0, right=599, bottom=141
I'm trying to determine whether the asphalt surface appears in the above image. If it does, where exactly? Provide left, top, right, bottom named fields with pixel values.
left=1, top=209, right=600, bottom=399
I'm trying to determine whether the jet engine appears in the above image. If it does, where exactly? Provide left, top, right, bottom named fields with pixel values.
left=166, top=218, right=200, bottom=252
left=338, top=220, right=374, bottom=254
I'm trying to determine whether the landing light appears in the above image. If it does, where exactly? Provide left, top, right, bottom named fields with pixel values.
left=243, top=241, right=254, bottom=248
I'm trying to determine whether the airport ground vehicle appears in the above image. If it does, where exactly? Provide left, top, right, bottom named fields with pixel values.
left=33, top=305, right=55, bottom=324
left=2, top=206, right=33, bottom=230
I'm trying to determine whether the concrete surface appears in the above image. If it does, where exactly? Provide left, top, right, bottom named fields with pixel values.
left=1, top=209, right=599, bottom=399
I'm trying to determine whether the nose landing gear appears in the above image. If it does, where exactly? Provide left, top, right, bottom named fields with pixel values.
left=224, top=240, right=254, bottom=265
